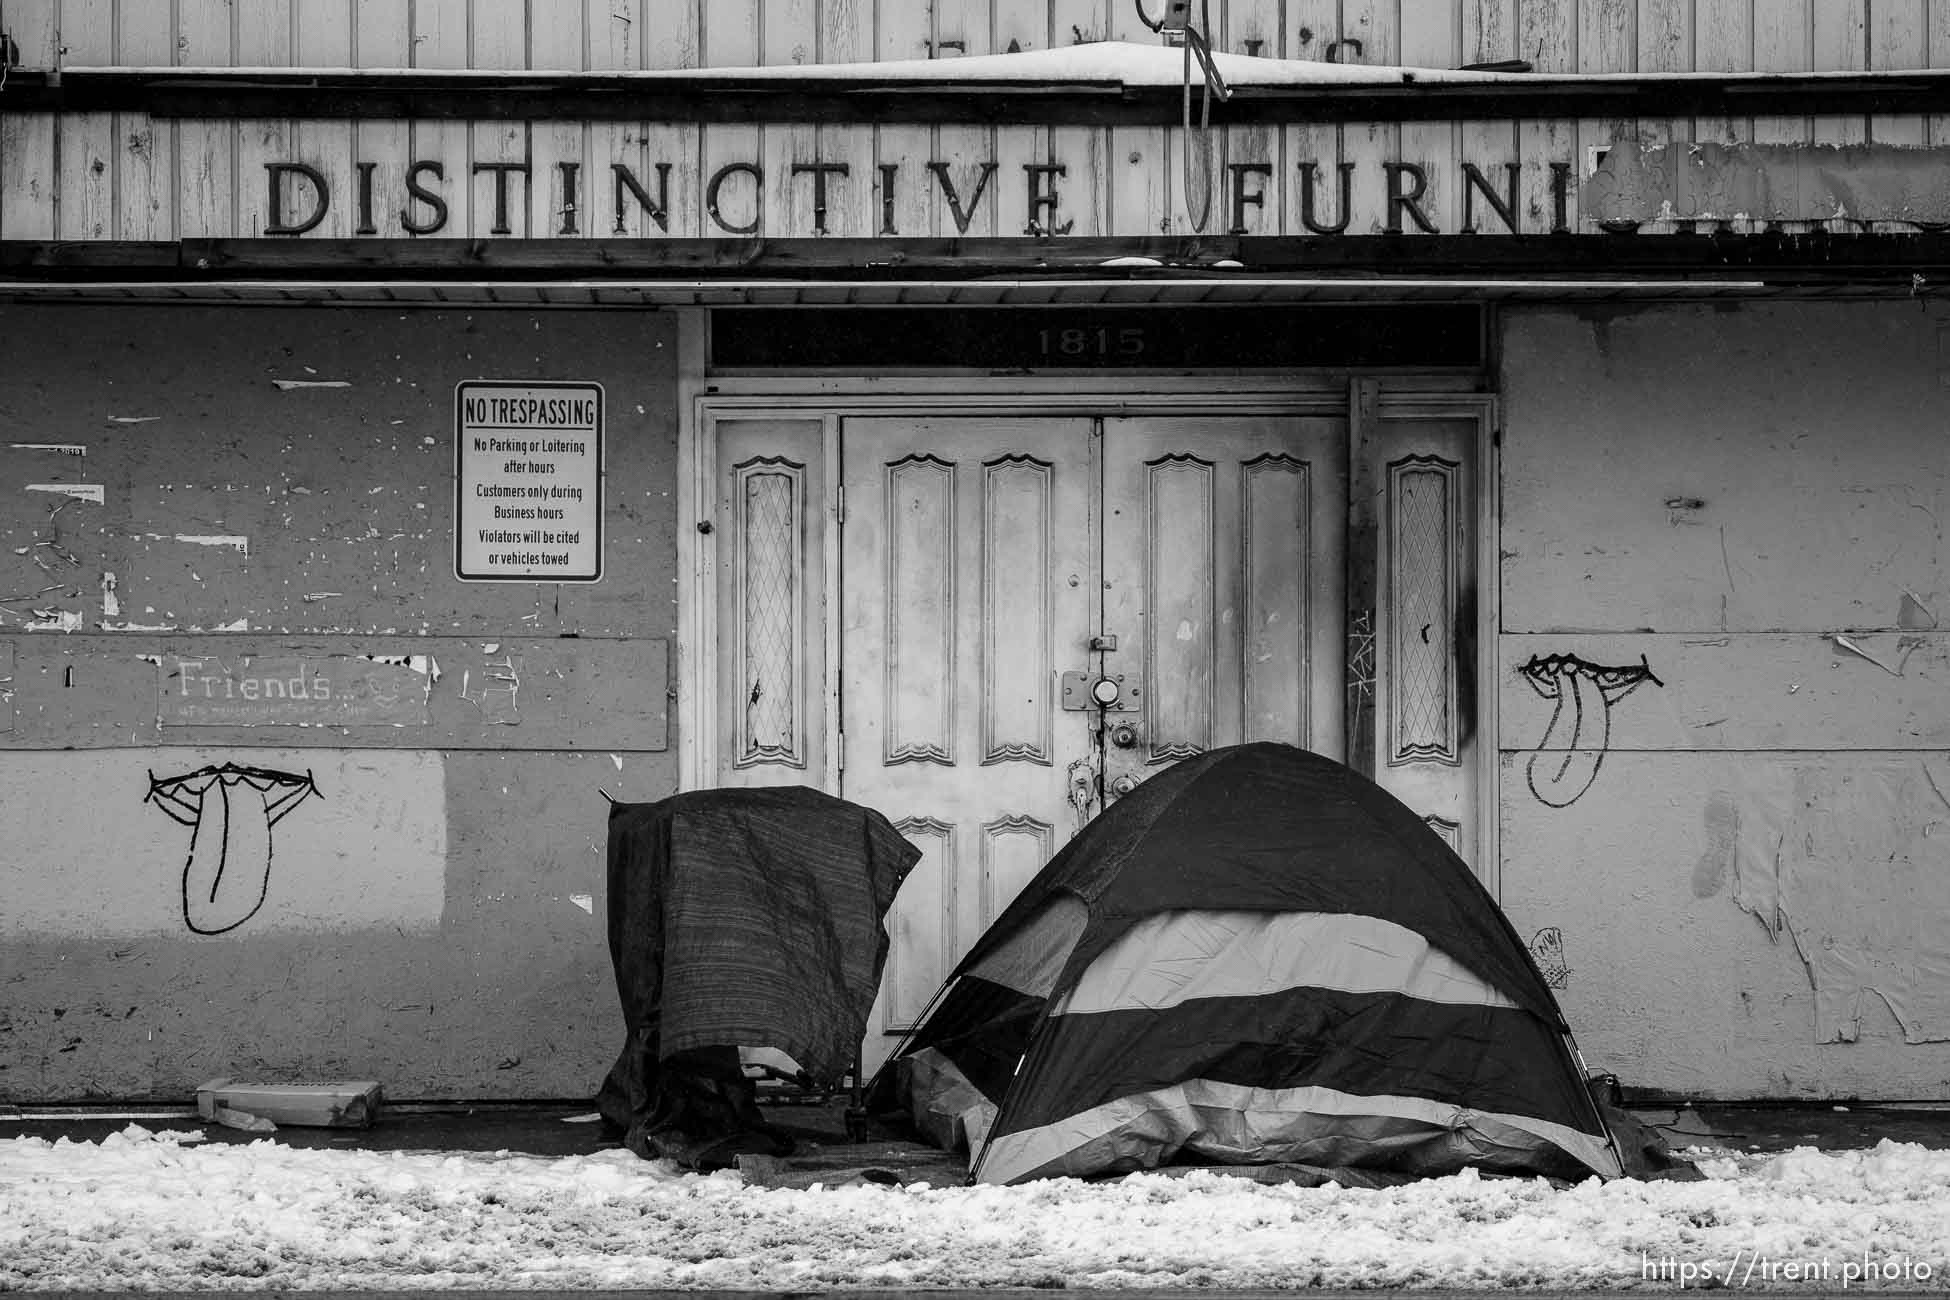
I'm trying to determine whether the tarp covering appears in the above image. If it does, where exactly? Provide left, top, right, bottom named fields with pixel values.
left=883, top=743, right=1624, bottom=1185
left=596, top=786, right=917, bottom=1167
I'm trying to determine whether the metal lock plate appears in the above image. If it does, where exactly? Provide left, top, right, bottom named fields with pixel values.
left=1060, top=670, right=1142, bottom=712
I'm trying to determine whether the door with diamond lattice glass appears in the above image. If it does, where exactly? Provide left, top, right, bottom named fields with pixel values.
left=711, top=416, right=831, bottom=786
left=1357, top=413, right=1480, bottom=867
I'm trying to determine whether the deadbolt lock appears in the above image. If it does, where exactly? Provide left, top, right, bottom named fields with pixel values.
left=1060, top=670, right=1143, bottom=712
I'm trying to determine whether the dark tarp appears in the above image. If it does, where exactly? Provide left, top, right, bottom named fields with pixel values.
left=595, top=786, right=917, bottom=1168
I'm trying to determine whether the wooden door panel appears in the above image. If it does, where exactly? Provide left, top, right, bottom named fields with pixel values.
left=1366, top=415, right=1480, bottom=864
left=882, top=815, right=952, bottom=1032
left=1141, top=456, right=1219, bottom=762
left=981, top=815, right=1057, bottom=931
left=714, top=417, right=827, bottom=786
left=1099, top=416, right=1348, bottom=800
left=882, top=455, right=958, bottom=764
left=1243, top=452, right=1321, bottom=743
left=842, top=417, right=1094, bottom=1060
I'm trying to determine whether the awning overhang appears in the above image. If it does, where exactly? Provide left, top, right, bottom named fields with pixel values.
left=3, top=233, right=1945, bottom=306
left=0, top=274, right=1801, bottom=308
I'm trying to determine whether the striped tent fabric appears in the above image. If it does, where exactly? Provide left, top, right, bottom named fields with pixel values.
left=885, top=743, right=1623, bottom=1185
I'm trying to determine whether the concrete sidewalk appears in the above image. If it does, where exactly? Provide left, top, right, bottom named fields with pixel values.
left=0, top=1096, right=969, bottom=1187
left=7, top=1096, right=1950, bottom=1176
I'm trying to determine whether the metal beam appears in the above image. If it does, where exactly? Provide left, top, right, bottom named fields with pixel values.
left=4, top=234, right=1950, bottom=287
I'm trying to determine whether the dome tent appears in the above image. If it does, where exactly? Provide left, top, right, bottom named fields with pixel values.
left=878, top=742, right=1625, bottom=1185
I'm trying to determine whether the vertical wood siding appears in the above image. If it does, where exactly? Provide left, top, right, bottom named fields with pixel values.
left=3, top=1, right=1934, bottom=81
left=4, top=1, right=1947, bottom=241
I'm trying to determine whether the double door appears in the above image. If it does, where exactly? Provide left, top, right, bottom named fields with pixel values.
left=707, top=406, right=1478, bottom=1069
left=837, top=414, right=1344, bottom=1055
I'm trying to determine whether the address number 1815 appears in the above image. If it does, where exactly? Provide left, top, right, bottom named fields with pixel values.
left=1036, top=327, right=1147, bottom=359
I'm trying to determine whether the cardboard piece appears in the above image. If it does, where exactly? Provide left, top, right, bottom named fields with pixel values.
left=196, top=1078, right=383, bottom=1129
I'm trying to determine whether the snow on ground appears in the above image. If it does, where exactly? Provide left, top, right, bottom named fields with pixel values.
left=3, top=1127, right=1949, bottom=1291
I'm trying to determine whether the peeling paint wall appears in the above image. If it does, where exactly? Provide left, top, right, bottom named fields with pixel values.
left=1499, top=300, right=1950, bottom=1099
left=0, top=306, right=677, bottom=1102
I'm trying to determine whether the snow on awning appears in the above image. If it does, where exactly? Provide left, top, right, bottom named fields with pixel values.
left=56, top=41, right=1950, bottom=89
left=51, top=43, right=1529, bottom=85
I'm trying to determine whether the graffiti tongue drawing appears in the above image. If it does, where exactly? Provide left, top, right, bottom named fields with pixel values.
left=1518, top=653, right=1663, bottom=808
left=145, top=763, right=322, bottom=934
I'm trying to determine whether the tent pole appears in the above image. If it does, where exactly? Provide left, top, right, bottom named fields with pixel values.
left=1564, top=1030, right=1629, bottom=1178
left=858, top=975, right=962, bottom=1101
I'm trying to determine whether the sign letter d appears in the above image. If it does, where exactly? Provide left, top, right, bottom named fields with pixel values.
left=265, top=163, right=329, bottom=236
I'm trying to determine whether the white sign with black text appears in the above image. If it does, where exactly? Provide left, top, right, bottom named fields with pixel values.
left=454, top=380, right=603, bottom=582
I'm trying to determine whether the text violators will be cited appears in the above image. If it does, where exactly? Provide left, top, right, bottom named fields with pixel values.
left=1642, top=1249, right=1933, bottom=1288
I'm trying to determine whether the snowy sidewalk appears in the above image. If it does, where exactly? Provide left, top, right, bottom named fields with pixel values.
left=6, top=1102, right=1950, bottom=1290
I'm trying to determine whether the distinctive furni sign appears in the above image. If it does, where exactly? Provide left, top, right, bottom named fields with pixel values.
left=262, top=155, right=1577, bottom=238
left=146, top=763, right=322, bottom=935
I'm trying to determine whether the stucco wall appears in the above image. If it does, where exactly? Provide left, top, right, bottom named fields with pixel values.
left=1499, top=300, right=1950, bottom=1100
left=0, top=305, right=678, bottom=1102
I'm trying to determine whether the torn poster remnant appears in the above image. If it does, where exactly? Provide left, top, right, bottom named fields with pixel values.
left=1730, top=759, right=1950, bottom=1045
left=1830, top=633, right=1904, bottom=677
left=174, top=535, right=250, bottom=554
left=26, top=484, right=105, bottom=505
left=157, top=655, right=433, bottom=727
left=359, top=654, right=440, bottom=681
left=458, top=655, right=521, bottom=725
left=1585, top=140, right=1950, bottom=225
left=1898, top=591, right=1938, bottom=631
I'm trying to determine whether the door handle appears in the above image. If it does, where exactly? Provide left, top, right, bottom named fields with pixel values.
left=1067, top=754, right=1101, bottom=831
left=1110, top=773, right=1140, bottom=796
left=1109, top=723, right=1138, bottom=748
